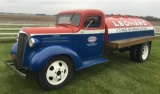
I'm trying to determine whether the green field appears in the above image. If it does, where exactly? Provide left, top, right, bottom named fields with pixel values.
left=0, top=30, right=19, bottom=33
left=0, top=25, right=42, bottom=43
left=0, top=38, right=160, bottom=94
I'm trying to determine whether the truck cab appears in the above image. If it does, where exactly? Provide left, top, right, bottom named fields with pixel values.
left=4, top=9, right=155, bottom=90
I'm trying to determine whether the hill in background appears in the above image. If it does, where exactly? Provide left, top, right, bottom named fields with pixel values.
left=0, top=13, right=56, bottom=22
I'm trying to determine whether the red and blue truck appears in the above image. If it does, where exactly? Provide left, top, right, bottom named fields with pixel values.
left=4, top=9, right=155, bottom=90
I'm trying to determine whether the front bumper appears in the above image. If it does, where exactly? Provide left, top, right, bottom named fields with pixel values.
left=3, top=59, right=27, bottom=79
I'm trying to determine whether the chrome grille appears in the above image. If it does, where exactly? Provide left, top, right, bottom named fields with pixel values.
left=16, top=33, right=29, bottom=66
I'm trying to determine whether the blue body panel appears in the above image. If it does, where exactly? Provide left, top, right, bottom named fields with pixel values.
left=76, top=57, right=108, bottom=70
left=20, top=33, right=107, bottom=71
left=11, top=42, right=18, bottom=54
left=79, top=34, right=104, bottom=60
left=108, top=30, right=154, bottom=41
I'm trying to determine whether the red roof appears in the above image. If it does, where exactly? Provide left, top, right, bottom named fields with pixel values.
left=59, top=9, right=104, bottom=15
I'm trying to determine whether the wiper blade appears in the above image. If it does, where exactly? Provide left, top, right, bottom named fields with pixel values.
left=69, top=13, right=75, bottom=22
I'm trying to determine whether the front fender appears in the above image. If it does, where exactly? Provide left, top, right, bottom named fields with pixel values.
left=29, top=46, right=82, bottom=71
left=11, top=42, right=18, bottom=55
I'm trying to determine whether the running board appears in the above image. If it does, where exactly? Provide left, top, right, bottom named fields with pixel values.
left=76, top=58, right=109, bottom=70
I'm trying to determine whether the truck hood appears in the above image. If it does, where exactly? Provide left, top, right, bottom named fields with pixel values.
left=22, top=25, right=79, bottom=36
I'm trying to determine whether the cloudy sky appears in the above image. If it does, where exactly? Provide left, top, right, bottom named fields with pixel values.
left=0, top=0, right=160, bottom=17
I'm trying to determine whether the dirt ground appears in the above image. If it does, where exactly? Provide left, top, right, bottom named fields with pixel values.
left=0, top=13, right=56, bottom=22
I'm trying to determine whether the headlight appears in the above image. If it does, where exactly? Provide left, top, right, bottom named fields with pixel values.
left=29, top=38, right=40, bottom=48
left=29, top=38, right=35, bottom=47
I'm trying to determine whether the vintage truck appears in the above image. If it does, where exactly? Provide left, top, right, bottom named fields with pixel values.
left=4, top=9, right=155, bottom=90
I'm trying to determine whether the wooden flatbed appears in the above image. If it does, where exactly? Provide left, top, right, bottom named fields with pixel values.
left=106, top=36, right=156, bottom=49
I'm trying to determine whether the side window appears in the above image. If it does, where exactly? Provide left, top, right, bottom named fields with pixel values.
left=84, top=16, right=101, bottom=28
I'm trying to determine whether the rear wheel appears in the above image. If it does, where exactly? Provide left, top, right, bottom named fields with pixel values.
left=130, top=45, right=138, bottom=61
left=136, top=43, right=150, bottom=62
left=38, top=56, right=73, bottom=90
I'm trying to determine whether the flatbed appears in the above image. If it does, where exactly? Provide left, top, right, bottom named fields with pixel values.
left=106, top=36, right=155, bottom=49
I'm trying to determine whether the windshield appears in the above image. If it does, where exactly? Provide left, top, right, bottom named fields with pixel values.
left=56, top=13, right=81, bottom=26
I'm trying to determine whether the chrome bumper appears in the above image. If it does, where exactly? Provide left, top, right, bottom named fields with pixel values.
left=3, top=59, right=26, bottom=79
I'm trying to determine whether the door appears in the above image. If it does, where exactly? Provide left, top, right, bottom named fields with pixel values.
left=79, top=15, right=105, bottom=61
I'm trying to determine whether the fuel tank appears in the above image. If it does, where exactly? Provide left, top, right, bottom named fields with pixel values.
left=105, top=15, right=154, bottom=42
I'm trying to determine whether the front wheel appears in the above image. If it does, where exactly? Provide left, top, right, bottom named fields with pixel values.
left=38, top=56, right=73, bottom=90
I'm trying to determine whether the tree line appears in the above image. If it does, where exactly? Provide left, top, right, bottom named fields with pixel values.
left=138, top=16, right=160, bottom=21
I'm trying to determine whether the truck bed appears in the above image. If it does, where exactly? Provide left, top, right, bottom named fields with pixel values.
left=105, top=36, right=155, bottom=49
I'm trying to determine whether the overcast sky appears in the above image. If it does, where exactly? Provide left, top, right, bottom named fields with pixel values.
left=0, top=0, right=160, bottom=18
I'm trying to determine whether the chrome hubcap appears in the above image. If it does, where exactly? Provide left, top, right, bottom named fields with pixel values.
left=46, top=60, right=68, bottom=85
left=142, top=45, right=149, bottom=60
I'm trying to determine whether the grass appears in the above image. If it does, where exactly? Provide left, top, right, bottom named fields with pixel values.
left=0, top=30, right=19, bottom=33
left=0, top=34, right=16, bottom=37
left=0, top=29, right=18, bottom=43
left=0, top=38, right=160, bottom=94
left=0, top=39, right=16, bottom=43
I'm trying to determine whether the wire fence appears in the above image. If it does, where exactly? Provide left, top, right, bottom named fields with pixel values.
left=154, top=26, right=160, bottom=36
left=0, top=21, right=55, bottom=26
left=0, top=22, right=54, bottom=41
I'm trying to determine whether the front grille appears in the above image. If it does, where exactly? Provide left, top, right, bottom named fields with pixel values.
left=16, top=33, right=29, bottom=66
